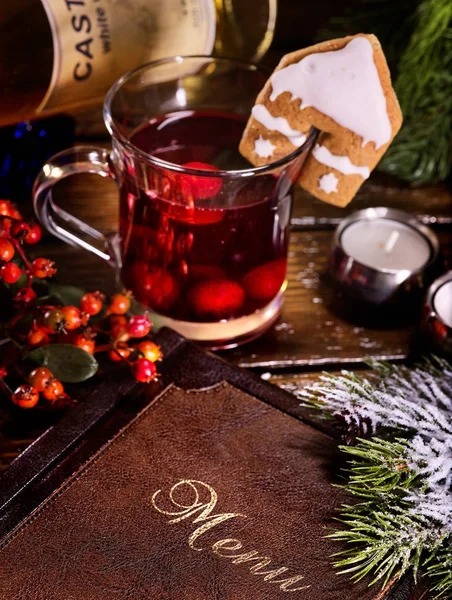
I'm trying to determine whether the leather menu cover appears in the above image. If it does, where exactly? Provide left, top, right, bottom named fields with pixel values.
left=0, top=379, right=411, bottom=599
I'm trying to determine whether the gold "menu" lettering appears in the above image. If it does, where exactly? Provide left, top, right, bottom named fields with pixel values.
left=151, top=480, right=309, bottom=593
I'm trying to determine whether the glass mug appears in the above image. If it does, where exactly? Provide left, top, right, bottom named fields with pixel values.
left=34, top=56, right=317, bottom=349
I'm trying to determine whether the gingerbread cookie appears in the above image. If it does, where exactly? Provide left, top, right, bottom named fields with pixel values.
left=239, top=34, right=403, bottom=207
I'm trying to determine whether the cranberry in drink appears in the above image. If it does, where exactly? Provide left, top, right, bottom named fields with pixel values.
left=119, top=110, right=293, bottom=329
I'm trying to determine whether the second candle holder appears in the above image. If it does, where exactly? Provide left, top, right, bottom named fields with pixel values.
left=329, top=207, right=440, bottom=307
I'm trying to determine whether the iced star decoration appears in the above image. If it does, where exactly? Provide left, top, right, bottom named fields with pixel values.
left=253, top=135, right=276, bottom=158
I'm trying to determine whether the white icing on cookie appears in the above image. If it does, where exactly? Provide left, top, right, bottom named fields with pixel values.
left=269, top=37, right=392, bottom=149
left=312, top=144, right=370, bottom=179
left=252, top=104, right=307, bottom=147
left=254, top=135, right=276, bottom=158
left=318, top=172, right=338, bottom=194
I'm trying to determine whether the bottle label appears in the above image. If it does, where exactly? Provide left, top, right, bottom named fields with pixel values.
left=38, top=0, right=216, bottom=114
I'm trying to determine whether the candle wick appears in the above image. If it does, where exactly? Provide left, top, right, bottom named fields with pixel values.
left=384, top=230, right=400, bottom=253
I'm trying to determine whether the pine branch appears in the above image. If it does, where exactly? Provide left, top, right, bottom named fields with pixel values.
left=297, top=358, right=452, bottom=442
left=369, top=357, right=452, bottom=412
left=330, top=507, right=445, bottom=587
left=426, top=541, right=452, bottom=597
left=339, top=436, right=452, bottom=532
left=394, top=0, right=452, bottom=113
left=376, top=0, right=452, bottom=184
left=330, top=438, right=450, bottom=592
left=341, top=438, right=421, bottom=495
left=380, top=63, right=452, bottom=185
left=284, top=356, right=452, bottom=596
left=316, top=0, right=452, bottom=185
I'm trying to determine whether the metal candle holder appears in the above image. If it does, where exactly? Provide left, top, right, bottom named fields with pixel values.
left=329, top=207, right=440, bottom=306
left=421, top=271, right=452, bottom=355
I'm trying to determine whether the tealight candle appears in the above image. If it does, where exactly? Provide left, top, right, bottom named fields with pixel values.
left=340, top=219, right=431, bottom=272
left=329, top=207, right=439, bottom=305
left=434, top=280, right=452, bottom=327
left=422, top=271, right=452, bottom=354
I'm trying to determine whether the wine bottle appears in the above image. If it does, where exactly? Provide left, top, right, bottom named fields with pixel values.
left=0, top=0, right=277, bottom=127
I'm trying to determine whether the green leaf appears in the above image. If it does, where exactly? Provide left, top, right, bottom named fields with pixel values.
left=36, top=294, right=65, bottom=306
left=27, top=344, right=98, bottom=383
left=46, top=283, right=86, bottom=307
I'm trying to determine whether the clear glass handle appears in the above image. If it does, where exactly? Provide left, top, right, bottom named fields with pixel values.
left=33, top=145, right=120, bottom=266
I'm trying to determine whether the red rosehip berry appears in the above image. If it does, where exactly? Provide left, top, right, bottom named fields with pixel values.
left=42, top=308, right=65, bottom=333
left=10, top=208, right=22, bottom=221
left=109, top=343, right=131, bottom=363
left=0, top=238, right=15, bottom=262
left=10, top=220, right=31, bottom=241
left=127, top=314, right=152, bottom=338
left=24, top=223, right=42, bottom=245
left=137, top=340, right=163, bottom=362
left=28, top=367, right=53, bottom=391
left=110, top=315, right=128, bottom=328
left=131, top=357, right=157, bottom=383
left=109, top=315, right=129, bottom=342
left=0, top=200, right=16, bottom=218
left=31, top=258, right=57, bottom=279
left=108, top=292, right=131, bottom=315
left=188, top=279, right=245, bottom=319
left=80, top=291, right=104, bottom=316
left=28, top=324, right=50, bottom=347
left=0, top=218, right=13, bottom=235
left=73, top=332, right=96, bottom=354
left=0, top=262, right=22, bottom=284
left=14, top=287, right=37, bottom=307
left=61, top=305, right=83, bottom=330
left=42, top=378, right=65, bottom=402
left=0, top=366, right=7, bottom=378
left=12, top=384, right=40, bottom=409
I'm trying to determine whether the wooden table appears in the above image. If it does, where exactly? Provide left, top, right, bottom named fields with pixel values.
left=0, top=158, right=451, bottom=471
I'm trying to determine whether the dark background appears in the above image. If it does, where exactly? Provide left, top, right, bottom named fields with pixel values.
left=273, top=0, right=352, bottom=49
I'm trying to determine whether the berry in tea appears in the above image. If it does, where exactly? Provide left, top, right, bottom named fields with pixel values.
left=120, top=110, right=291, bottom=322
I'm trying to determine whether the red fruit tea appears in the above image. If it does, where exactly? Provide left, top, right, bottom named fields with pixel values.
left=119, top=110, right=291, bottom=323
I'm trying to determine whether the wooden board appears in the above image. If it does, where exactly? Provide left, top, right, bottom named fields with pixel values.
left=33, top=228, right=452, bottom=370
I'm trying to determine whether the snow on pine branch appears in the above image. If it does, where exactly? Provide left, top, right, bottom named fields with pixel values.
left=286, top=358, right=452, bottom=535
left=408, top=435, right=452, bottom=489
left=290, top=359, right=452, bottom=439
left=406, top=433, right=452, bottom=534
left=407, top=488, right=452, bottom=534
left=376, top=358, right=452, bottom=412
